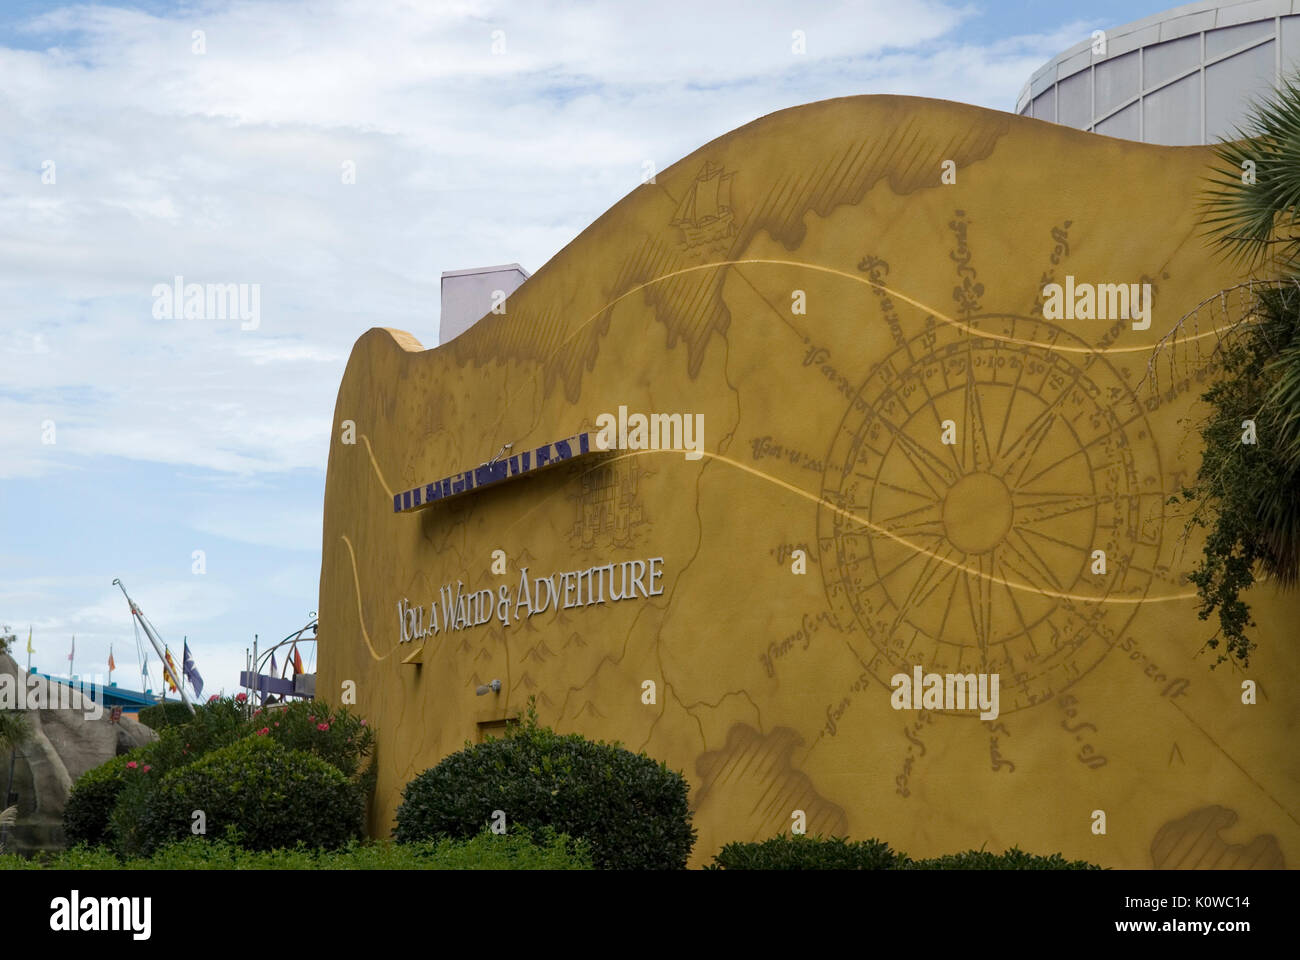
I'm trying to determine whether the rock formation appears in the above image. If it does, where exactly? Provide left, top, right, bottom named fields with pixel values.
left=0, top=652, right=157, bottom=856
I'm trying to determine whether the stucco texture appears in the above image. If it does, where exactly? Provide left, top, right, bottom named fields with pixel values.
left=318, top=94, right=1299, bottom=868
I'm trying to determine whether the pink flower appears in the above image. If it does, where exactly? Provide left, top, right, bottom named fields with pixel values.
left=274, top=722, right=279, bottom=727
left=126, top=760, right=138, bottom=769
left=257, top=727, right=269, bottom=736
left=359, top=719, right=367, bottom=727
left=253, top=708, right=262, bottom=717
left=142, top=765, right=151, bottom=773
left=317, top=723, right=329, bottom=732
left=207, top=694, right=219, bottom=703
left=235, top=693, right=247, bottom=702
left=308, top=715, right=315, bottom=722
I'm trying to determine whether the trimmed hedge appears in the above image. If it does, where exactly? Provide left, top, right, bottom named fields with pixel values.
left=709, top=834, right=1103, bottom=870
left=711, top=834, right=903, bottom=870
left=903, top=847, right=1104, bottom=870
left=136, top=736, right=362, bottom=854
left=2, top=829, right=591, bottom=870
left=395, top=709, right=696, bottom=869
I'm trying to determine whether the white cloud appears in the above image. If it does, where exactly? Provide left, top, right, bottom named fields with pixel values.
left=0, top=0, right=1116, bottom=699
left=0, top=0, right=1083, bottom=482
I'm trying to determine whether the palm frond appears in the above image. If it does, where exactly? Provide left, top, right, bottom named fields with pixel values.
left=1201, top=76, right=1300, bottom=272
left=0, top=711, right=30, bottom=752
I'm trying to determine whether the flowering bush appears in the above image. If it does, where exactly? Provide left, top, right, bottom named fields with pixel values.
left=64, top=695, right=375, bottom=852
left=255, top=699, right=375, bottom=788
left=64, top=744, right=162, bottom=848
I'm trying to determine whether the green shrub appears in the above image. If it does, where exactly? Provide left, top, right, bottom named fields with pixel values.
left=153, top=697, right=248, bottom=766
left=394, top=706, right=695, bottom=869
left=2, top=828, right=591, bottom=870
left=63, top=743, right=165, bottom=848
left=136, top=702, right=195, bottom=731
left=248, top=698, right=375, bottom=787
left=710, top=834, right=903, bottom=870
left=106, top=758, right=168, bottom=858
left=136, top=736, right=362, bottom=854
left=0, top=845, right=123, bottom=870
left=64, top=701, right=245, bottom=850
left=64, top=695, right=373, bottom=851
left=63, top=753, right=131, bottom=848
left=904, top=847, right=1103, bottom=870
left=708, top=836, right=1103, bottom=870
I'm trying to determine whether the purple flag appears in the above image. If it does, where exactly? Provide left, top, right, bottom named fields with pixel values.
left=183, top=642, right=204, bottom=698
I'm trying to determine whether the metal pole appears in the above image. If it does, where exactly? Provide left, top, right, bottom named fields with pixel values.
left=112, top=580, right=194, bottom=715
left=0, top=747, right=15, bottom=851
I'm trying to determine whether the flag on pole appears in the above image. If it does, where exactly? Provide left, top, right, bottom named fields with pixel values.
left=67, top=635, right=75, bottom=661
left=108, top=647, right=116, bottom=672
left=183, top=641, right=204, bottom=698
left=164, top=648, right=179, bottom=693
left=26, top=627, right=33, bottom=655
left=292, top=644, right=305, bottom=675
left=270, top=651, right=278, bottom=676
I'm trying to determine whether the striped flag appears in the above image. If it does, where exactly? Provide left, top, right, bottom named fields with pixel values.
left=292, top=644, right=305, bottom=675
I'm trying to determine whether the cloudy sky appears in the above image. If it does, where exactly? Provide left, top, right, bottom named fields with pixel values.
left=0, top=0, right=1177, bottom=698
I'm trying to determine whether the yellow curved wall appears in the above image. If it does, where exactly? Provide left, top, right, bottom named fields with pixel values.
left=317, top=94, right=1299, bottom=868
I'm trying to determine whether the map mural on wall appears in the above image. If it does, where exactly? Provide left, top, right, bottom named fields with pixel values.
left=318, top=95, right=1299, bottom=867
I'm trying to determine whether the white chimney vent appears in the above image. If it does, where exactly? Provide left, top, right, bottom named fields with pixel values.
left=439, top=263, right=530, bottom=344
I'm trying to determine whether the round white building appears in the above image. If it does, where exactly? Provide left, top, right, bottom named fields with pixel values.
left=1017, top=0, right=1300, bottom=144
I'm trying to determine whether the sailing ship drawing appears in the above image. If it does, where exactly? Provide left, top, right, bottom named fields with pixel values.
left=671, top=161, right=735, bottom=247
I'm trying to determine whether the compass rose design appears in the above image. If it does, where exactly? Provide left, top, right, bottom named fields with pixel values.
left=818, top=313, right=1164, bottom=715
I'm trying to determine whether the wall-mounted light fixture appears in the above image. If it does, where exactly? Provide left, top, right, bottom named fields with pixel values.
left=475, top=678, right=501, bottom=696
